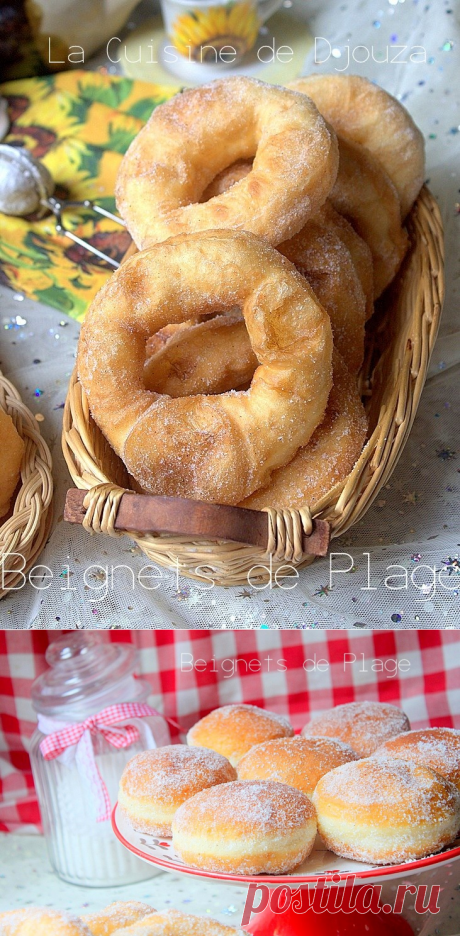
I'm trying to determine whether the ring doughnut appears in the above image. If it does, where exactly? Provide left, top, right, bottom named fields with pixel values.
left=118, top=745, right=236, bottom=835
left=0, top=410, right=25, bottom=520
left=200, top=158, right=374, bottom=319
left=77, top=229, right=333, bottom=505
left=289, top=74, right=425, bottom=218
left=0, top=910, right=91, bottom=936
left=172, top=779, right=317, bottom=874
left=313, top=758, right=460, bottom=864
left=330, top=138, right=408, bottom=298
left=239, top=351, right=367, bottom=511
left=116, top=76, right=339, bottom=249
left=278, top=207, right=366, bottom=373
left=187, top=704, right=294, bottom=766
left=144, top=311, right=257, bottom=397
left=82, top=904, right=155, bottom=935
left=237, top=735, right=358, bottom=798
left=375, top=728, right=460, bottom=791
left=302, top=701, right=410, bottom=757
left=109, top=910, right=244, bottom=935
left=322, top=203, right=374, bottom=320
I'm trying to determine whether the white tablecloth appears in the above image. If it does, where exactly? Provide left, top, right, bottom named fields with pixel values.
left=1, top=0, right=459, bottom=628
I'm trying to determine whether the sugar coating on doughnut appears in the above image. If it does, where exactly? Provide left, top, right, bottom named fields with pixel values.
left=375, top=728, right=460, bottom=791
left=187, top=704, right=294, bottom=766
left=172, top=780, right=317, bottom=874
left=118, top=745, right=236, bottom=835
left=116, top=77, right=339, bottom=249
left=0, top=410, right=24, bottom=519
left=78, top=230, right=333, bottom=506
left=302, top=701, right=410, bottom=756
left=289, top=73, right=425, bottom=218
left=313, top=758, right=460, bottom=865
left=278, top=207, right=366, bottom=373
left=239, top=351, right=367, bottom=512
left=237, top=735, right=359, bottom=798
left=82, top=903, right=156, bottom=936
left=330, top=137, right=408, bottom=299
left=111, top=909, right=244, bottom=936
left=323, top=202, right=374, bottom=320
left=144, top=311, right=257, bottom=397
left=0, top=908, right=92, bottom=936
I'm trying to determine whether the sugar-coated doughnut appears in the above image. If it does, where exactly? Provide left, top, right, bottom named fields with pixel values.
left=110, top=910, right=244, bottom=936
left=302, top=701, right=410, bottom=757
left=78, top=230, right=332, bottom=505
left=116, top=77, right=339, bottom=249
left=118, top=745, right=236, bottom=835
left=187, top=704, right=294, bottom=766
left=239, top=351, right=367, bottom=511
left=200, top=157, right=375, bottom=321
left=289, top=74, right=425, bottom=218
left=144, top=311, right=257, bottom=397
left=237, top=735, right=358, bottom=798
left=313, top=758, right=460, bottom=865
left=82, top=904, right=156, bottom=935
left=172, top=779, right=317, bottom=874
left=0, top=410, right=24, bottom=519
left=278, top=207, right=366, bottom=373
left=323, top=202, right=374, bottom=320
left=0, top=909, right=91, bottom=936
left=375, top=728, right=460, bottom=791
left=330, top=138, right=408, bottom=298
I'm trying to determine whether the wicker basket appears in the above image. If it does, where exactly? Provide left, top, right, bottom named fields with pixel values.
left=0, top=371, right=53, bottom=598
left=62, top=186, right=444, bottom=586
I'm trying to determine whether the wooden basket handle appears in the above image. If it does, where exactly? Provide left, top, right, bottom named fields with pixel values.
left=64, top=488, right=330, bottom=559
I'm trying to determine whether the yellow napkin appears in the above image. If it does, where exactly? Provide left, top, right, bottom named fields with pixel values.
left=0, top=70, right=177, bottom=320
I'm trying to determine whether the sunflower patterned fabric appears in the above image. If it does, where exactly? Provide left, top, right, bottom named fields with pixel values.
left=0, top=70, right=177, bottom=320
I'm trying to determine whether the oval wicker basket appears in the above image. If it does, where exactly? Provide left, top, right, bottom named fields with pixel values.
left=62, top=186, right=444, bottom=586
left=0, top=371, right=53, bottom=598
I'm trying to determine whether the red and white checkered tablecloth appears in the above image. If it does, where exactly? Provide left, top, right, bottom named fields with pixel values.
left=1, top=630, right=460, bottom=832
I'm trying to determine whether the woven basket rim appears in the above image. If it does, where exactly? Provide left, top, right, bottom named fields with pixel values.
left=0, top=370, right=54, bottom=599
left=61, top=186, right=444, bottom=586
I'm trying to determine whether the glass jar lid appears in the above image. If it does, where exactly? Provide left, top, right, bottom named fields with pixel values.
left=31, top=633, right=144, bottom=717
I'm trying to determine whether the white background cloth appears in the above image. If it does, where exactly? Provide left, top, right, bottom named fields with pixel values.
left=1, top=0, right=459, bottom=628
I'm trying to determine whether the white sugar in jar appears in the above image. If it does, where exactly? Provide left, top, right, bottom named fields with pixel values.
left=29, top=633, right=167, bottom=886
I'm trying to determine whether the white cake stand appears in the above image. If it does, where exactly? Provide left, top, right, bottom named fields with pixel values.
left=112, top=803, right=460, bottom=936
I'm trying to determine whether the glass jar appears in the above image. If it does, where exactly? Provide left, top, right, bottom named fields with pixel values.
left=29, top=633, right=168, bottom=886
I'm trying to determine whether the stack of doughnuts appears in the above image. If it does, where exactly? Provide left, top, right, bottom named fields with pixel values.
left=77, top=73, right=425, bottom=513
left=0, top=905, right=245, bottom=936
left=117, top=701, right=460, bottom=874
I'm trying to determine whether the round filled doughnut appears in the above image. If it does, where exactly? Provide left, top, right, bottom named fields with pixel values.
left=289, top=74, right=425, bottom=218
left=237, top=735, right=358, bottom=798
left=330, top=138, right=408, bottom=298
left=172, top=779, right=317, bottom=874
left=116, top=76, right=339, bottom=249
left=187, top=704, right=294, bottom=766
left=109, top=910, right=244, bottom=936
left=375, top=727, right=460, bottom=791
left=77, top=230, right=333, bottom=505
left=302, top=701, right=410, bottom=757
left=82, top=904, right=156, bottom=935
left=313, top=758, right=460, bottom=864
left=278, top=207, right=366, bottom=373
left=0, top=910, right=91, bottom=936
left=118, top=745, right=236, bottom=835
left=239, top=351, right=367, bottom=512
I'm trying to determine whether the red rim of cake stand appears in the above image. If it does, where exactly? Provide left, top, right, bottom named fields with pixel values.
left=112, top=803, right=460, bottom=886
